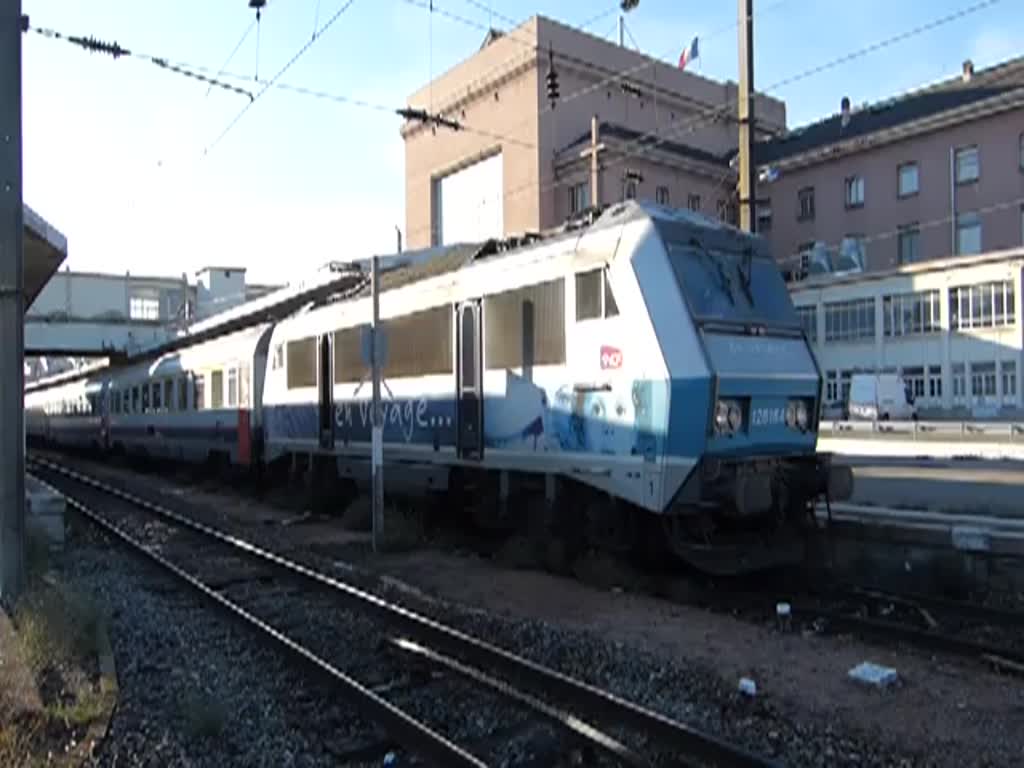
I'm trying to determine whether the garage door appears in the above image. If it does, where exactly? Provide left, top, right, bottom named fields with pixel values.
left=434, top=152, right=503, bottom=245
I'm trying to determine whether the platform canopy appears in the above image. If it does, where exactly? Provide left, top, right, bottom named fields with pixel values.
left=23, top=203, right=67, bottom=311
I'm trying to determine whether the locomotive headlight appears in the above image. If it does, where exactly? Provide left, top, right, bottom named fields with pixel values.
left=727, top=401, right=743, bottom=431
left=715, top=400, right=730, bottom=432
left=795, top=400, right=810, bottom=430
left=785, top=402, right=797, bottom=428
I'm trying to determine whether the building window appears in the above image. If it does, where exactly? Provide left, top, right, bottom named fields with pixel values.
left=152, top=382, right=162, bottom=411
left=955, top=212, right=982, bottom=255
left=163, top=379, right=173, bottom=412
left=928, top=366, right=942, bottom=400
left=839, top=234, right=868, bottom=271
left=844, top=176, right=864, bottom=207
left=897, top=224, right=920, bottom=265
left=824, top=298, right=875, bottom=342
left=757, top=204, right=772, bottom=234
left=825, top=371, right=838, bottom=402
left=687, top=194, right=701, bottom=212
left=271, top=344, right=284, bottom=370
left=903, top=366, right=925, bottom=400
left=624, top=180, right=637, bottom=200
left=898, top=162, right=919, bottom=197
left=177, top=376, right=188, bottom=410
left=227, top=367, right=238, bottom=407
left=194, top=375, right=205, bottom=410
left=949, top=281, right=1015, bottom=330
left=840, top=371, right=853, bottom=402
left=798, top=187, right=815, bottom=220
left=575, top=269, right=619, bottom=321
left=971, top=361, right=996, bottom=398
left=955, top=145, right=979, bottom=184
left=569, top=182, right=593, bottom=215
left=141, top=384, right=150, bottom=412
left=796, top=305, right=817, bottom=342
left=129, top=296, right=159, bottom=320
left=882, top=290, right=940, bottom=337
left=716, top=199, right=737, bottom=225
left=952, top=363, right=966, bottom=399
left=1003, top=360, right=1017, bottom=400
left=656, top=186, right=670, bottom=205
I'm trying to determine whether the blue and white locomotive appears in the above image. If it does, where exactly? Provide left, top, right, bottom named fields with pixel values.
left=25, top=201, right=852, bottom=573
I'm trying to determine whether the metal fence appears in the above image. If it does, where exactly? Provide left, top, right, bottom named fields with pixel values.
left=820, top=419, right=1024, bottom=443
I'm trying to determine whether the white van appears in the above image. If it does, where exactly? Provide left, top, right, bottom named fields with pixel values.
left=847, top=373, right=917, bottom=421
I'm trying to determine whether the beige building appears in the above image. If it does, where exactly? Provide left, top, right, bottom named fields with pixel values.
left=401, top=15, right=786, bottom=249
left=757, top=57, right=1024, bottom=278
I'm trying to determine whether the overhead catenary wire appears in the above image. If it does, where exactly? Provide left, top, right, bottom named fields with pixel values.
left=205, top=18, right=256, bottom=97
left=203, top=0, right=361, bottom=157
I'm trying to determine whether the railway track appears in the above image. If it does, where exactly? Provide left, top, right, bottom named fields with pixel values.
left=29, top=455, right=777, bottom=768
left=799, top=583, right=1024, bottom=675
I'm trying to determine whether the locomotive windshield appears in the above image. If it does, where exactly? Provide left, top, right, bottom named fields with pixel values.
left=667, top=242, right=800, bottom=330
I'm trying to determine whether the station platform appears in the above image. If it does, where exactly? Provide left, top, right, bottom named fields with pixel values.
left=24, top=474, right=66, bottom=550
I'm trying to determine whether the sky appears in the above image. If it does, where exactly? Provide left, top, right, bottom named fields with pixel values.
left=20, top=0, right=1024, bottom=285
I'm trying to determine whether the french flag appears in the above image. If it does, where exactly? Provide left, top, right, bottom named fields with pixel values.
left=678, top=36, right=699, bottom=70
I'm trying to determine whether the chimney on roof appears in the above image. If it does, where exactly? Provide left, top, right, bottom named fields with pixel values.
left=962, top=59, right=974, bottom=82
left=840, top=96, right=851, bottom=127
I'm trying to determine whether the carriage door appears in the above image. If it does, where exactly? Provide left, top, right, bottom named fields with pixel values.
left=456, top=301, right=483, bottom=459
left=318, top=334, right=334, bottom=449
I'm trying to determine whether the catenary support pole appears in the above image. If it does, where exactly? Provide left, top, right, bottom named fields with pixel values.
left=737, top=0, right=756, bottom=233
left=370, top=254, right=383, bottom=553
left=0, top=1, right=25, bottom=604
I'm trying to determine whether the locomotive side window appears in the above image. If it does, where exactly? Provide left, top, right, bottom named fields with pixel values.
left=575, top=269, right=618, bottom=321
left=485, top=279, right=566, bottom=369
left=333, top=327, right=362, bottom=384
left=287, top=338, right=317, bottom=389
left=385, top=306, right=453, bottom=379
left=211, top=370, right=225, bottom=408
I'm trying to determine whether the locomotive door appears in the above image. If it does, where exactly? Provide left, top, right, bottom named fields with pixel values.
left=318, top=333, right=334, bottom=449
left=456, top=301, right=483, bottom=459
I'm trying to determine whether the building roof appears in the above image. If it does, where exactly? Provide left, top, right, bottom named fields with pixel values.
left=756, top=56, right=1024, bottom=166
left=560, top=121, right=730, bottom=168
left=24, top=203, right=68, bottom=310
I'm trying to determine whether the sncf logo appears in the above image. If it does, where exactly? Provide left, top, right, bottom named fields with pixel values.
left=600, top=345, right=623, bottom=370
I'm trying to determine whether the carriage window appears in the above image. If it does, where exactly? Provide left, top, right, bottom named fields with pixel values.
left=194, top=375, right=206, bottom=410
left=211, top=370, right=224, bottom=408
left=485, top=278, right=566, bottom=369
left=132, top=386, right=139, bottom=413
left=287, top=338, right=317, bottom=389
left=177, top=376, right=188, bottom=410
left=152, top=382, right=162, bottom=411
left=164, top=379, right=174, bottom=411
left=227, top=367, right=238, bottom=407
left=142, top=385, right=150, bottom=412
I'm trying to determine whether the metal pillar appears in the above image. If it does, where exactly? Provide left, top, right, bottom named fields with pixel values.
left=737, top=0, right=757, bottom=233
left=0, top=1, right=25, bottom=603
left=370, top=255, right=383, bottom=553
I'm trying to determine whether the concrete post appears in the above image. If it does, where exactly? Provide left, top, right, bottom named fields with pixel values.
left=0, top=2, right=25, bottom=604
left=737, top=0, right=756, bottom=233
left=370, top=255, right=383, bottom=553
